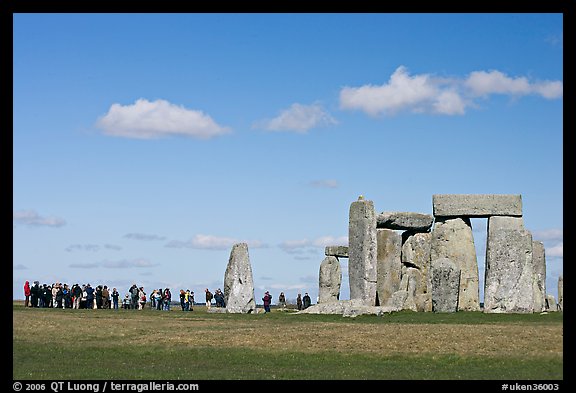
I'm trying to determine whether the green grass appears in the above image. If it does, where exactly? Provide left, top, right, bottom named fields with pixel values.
left=13, top=303, right=563, bottom=380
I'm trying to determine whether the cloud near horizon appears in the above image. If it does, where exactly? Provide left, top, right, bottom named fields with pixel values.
left=165, top=234, right=268, bottom=250
left=279, top=235, right=348, bottom=254
left=124, top=233, right=167, bottom=241
left=13, top=210, right=66, bottom=227
left=255, top=102, right=337, bottom=133
left=69, top=258, right=158, bottom=269
left=96, top=98, right=231, bottom=139
left=340, top=66, right=562, bottom=117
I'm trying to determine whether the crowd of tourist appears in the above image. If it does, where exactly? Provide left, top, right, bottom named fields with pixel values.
left=22, top=280, right=312, bottom=311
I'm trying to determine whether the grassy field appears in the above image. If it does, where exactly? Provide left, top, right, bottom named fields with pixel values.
left=13, top=302, right=563, bottom=380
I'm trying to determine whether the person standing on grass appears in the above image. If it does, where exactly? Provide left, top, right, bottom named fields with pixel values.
left=139, top=287, right=146, bottom=310
left=85, top=284, right=95, bottom=310
left=155, top=289, right=163, bottom=310
left=262, top=291, right=272, bottom=313
left=163, top=288, right=172, bottom=311
left=102, top=286, right=110, bottom=309
left=24, top=281, right=31, bottom=307
left=296, top=293, right=303, bottom=311
left=30, top=281, right=40, bottom=308
left=180, top=289, right=186, bottom=311
left=189, top=291, right=195, bottom=311
left=303, top=292, right=311, bottom=309
left=278, top=292, right=286, bottom=309
left=205, top=288, right=213, bottom=309
left=111, top=288, right=119, bottom=310
left=130, top=284, right=139, bottom=310
left=72, top=284, right=82, bottom=309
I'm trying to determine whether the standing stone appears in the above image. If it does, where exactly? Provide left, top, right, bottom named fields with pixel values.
left=484, top=216, right=534, bottom=313
left=532, top=241, right=547, bottom=313
left=318, top=256, right=342, bottom=303
left=223, top=243, right=256, bottom=313
left=376, top=229, right=402, bottom=307
left=402, top=231, right=432, bottom=311
left=348, top=196, right=378, bottom=306
left=545, top=294, right=557, bottom=312
left=431, top=258, right=461, bottom=313
left=393, top=267, right=420, bottom=311
left=430, top=217, right=480, bottom=311
left=558, top=275, right=563, bottom=312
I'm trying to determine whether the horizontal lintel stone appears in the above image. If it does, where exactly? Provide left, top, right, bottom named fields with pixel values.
left=325, top=246, right=349, bottom=258
left=377, top=212, right=434, bottom=231
left=433, top=194, right=522, bottom=217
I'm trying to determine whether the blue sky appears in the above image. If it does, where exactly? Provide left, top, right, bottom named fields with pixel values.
left=13, top=13, right=563, bottom=304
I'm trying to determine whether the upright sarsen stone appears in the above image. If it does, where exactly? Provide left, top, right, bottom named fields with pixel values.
left=223, top=243, right=256, bottom=313
left=431, top=258, right=460, bottom=313
left=558, top=275, right=563, bottom=312
left=318, top=256, right=342, bottom=303
left=430, top=217, right=480, bottom=311
left=484, top=217, right=534, bottom=313
left=402, top=231, right=432, bottom=311
left=532, top=241, right=547, bottom=313
left=376, top=229, right=402, bottom=307
left=349, top=196, right=378, bottom=306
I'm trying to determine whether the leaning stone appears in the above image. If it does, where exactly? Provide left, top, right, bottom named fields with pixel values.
left=348, top=197, right=378, bottom=306
left=223, top=243, right=256, bottom=314
left=433, top=194, right=522, bottom=217
left=325, top=246, right=349, bottom=258
left=430, top=217, right=480, bottom=311
left=376, top=229, right=402, bottom=307
left=431, top=258, right=460, bottom=313
left=484, top=217, right=534, bottom=313
left=532, top=241, right=547, bottom=313
left=377, top=212, right=434, bottom=231
left=558, top=276, right=563, bottom=312
left=318, top=256, right=342, bottom=304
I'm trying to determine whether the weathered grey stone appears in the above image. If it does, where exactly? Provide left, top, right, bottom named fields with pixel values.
left=433, top=194, right=522, bottom=217
left=558, top=275, right=563, bottom=312
left=431, top=258, right=461, bottom=313
left=402, top=231, right=432, bottom=311
left=532, top=241, right=547, bottom=313
left=484, top=216, right=534, bottom=313
left=318, top=256, right=342, bottom=304
left=389, top=267, right=419, bottom=311
left=223, top=243, right=256, bottom=314
left=325, top=246, right=349, bottom=258
left=348, top=197, right=378, bottom=306
left=430, top=217, right=480, bottom=311
left=545, top=294, right=557, bottom=312
left=376, top=229, right=402, bottom=307
left=297, top=299, right=399, bottom=316
left=377, top=212, right=434, bottom=231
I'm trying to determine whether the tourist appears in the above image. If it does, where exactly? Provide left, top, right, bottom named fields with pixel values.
left=122, top=294, right=130, bottom=309
left=111, top=288, right=119, bottom=310
left=214, top=289, right=225, bottom=308
left=278, top=292, right=286, bottom=309
left=30, top=281, right=40, bottom=308
left=179, top=289, right=186, bottom=311
left=102, top=286, right=110, bottom=309
left=188, top=291, right=195, bottom=311
left=262, top=291, right=272, bottom=313
left=139, top=287, right=146, bottom=310
left=205, top=288, right=213, bottom=309
left=24, top=281, right=30, bottom=307
left=130, top=284, right=139, bottom=310
left=42, top=284, right=51, bottom=308
left=85, top=284, right=95, bottom=310
left=303, top=292, right=311, bottom=309
left=163, top=288, right=172, bottom=311
left=155, top=289, right=162, bottom=310
left=72, top=284, right=82, bottom=309
left=296, top=293, right=302, bottom=311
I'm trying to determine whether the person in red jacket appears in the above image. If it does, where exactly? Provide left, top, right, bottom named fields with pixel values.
left=262, top=291, right=272, bottom=313
left=24, top=281, right=31, bottom=307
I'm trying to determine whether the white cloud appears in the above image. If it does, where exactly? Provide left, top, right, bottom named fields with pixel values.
left=69, top=258, right=158, bottom=269
left=66, top=244, right=101, bottom=252
left=97, top=98, right=231, bottom=139
left=14, top=264, right=27, bottom=270
left=340, top=66, right=562, bottom=117
left=309, top=179, right=339, bottom=189
left=464, top=70, right=563, bottom=99
left=13, top=210, right=66, bottom=227
left=532, top=228, right=563, bottom=243
left=124, top=233, right=167, bottom=241
left=546, top=242, right=563, bottom=258
left=165, top=234, right=268, bottom=250
left=256, top=103, right=337, bottom=133
left=279, top=236, right=348, bottom=254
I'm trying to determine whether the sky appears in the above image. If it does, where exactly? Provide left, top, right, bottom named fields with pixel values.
left=12, top=13, right=563, bottom=305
